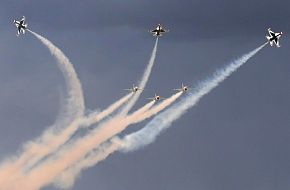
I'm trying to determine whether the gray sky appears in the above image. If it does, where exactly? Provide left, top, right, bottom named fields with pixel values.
left=0, top=0, right=289, bottom=190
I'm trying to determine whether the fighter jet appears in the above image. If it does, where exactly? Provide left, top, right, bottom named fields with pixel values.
left=147, top=94, right=165, bottom=101
left=14, top=16, right=28, bottom=36
left=266, top=28, right=283, bottom=47
left=174, top=83, right=189, bottom=92
left=149, top=24, right=169, bottom=37
left=124, top=84, right=143, bottom=93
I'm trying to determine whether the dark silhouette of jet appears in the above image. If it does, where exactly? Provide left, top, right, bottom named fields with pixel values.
left=266, top=28, right=283, bottom=47
left=14, top=16, right=28, bottom=36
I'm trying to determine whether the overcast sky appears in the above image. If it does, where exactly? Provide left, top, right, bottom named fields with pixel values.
left=0, top=1, right=289, bottom=190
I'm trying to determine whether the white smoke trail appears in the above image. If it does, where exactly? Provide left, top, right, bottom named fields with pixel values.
left=24, top=93, right=133, bottom=172
left=53, top=101, right=156, bottom=189
left=0, top=30, right=86, bottom=185
left=120, top=38, right=159, bottom=115
left=23, top=93, right=133, bottom=172
left=55, top=141, right=119, bottom=189
left=33, top=93, right=133, bottom=170
left=28, top=30, right=85, bottom=116
left=20, top=37, right=157, bottom=176
left=53, top=43, right=267, bottom=189
left=0, top=35, right=159, bottom=189
left=82, top=93, right=133, bottom=127
left=126, top=92, right=183, bottom=124
left=129, top=100, right=155, bottom=117
left=0, top=93, right=133, bottom=190
left=24, top=38, right=159, bottom=187
left=120, top=43, right=267, bottom=152
left=4, top=92, right=181, bottom=190
left=52, top=92, right=182, bottom=189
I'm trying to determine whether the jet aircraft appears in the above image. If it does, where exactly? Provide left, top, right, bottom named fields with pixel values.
left=266, top=28, right=283, bottom=47
left=150, top=24, right=169, bottom=37
left=124, top=84, right=143, bottom=93
left=147, top=94, right=165, bottom=101
left=14, top=16, right=28, bottom=36
left=174, top=83, right=189, bottom=92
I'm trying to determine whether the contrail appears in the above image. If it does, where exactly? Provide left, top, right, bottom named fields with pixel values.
left=6, top=92, right=181, bottom=190
left=29, top=93, right=133, bottom=163
left=82, top=93, right=133, bottom=127
left=127, top=92, right=183, bottom=124
left=57, top=99, right=156, bottom=188
left=120, top=43, right=267, bottom=152
left=0, top=93, right=133, bottom=190
left=25, top=93, right=133, bottom=171
left=55, top=141, right=120, bottom=189
left=53, top=43, right=267, bottom=189
left=0, top=35, right=159, bottom=189
left=120, top=38, right=159, bottom=115
left=27, top=93, right=133, bottom=168
left=0, top=30, right=86, bottom=186
left=23, top=37, right=159, bottom=183
left=25, top=93, right=134, bottom=170
left=51, top=92, right=183, bottom=189
left=28, top=30, right=85, bottom=117
left=129, top=100, right=156, bottom=117
left=20, top=36, right=158, bottom=175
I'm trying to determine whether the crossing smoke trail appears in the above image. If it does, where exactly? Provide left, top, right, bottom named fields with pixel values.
left=120, top=43, right=267, bottom=152
left=4, top=92, right=181, bottom=190
left=0, top=36, right=160, bottom=189
left=18, top=36, right=160, bottom=173
left=24, top=92, right=133, bottom=172
left=0, top=93, right=132, bottom=189
left=44, top=38, right=159, bottom=167
left=52, top=92, right=182, bottom=189
left=26, top=93, right=133, bottom=169
left=53, top=43, right=267, bottom=189
left=0, top=30, right=86, bottom=185
left=120, top=38, right=159, bottom=115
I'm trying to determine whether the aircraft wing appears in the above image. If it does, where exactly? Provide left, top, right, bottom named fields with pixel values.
left=124, top=89, right=133, bottom=91
left=19, top=16, right=25, bottom=25
left=275, top=33, right=282, bottom=37
left=151, top=29, right=158, bottom=33
left=268, top=29, right=275, bottom=36
left=270, top=32, right=275, bottom=36
left=274, top=38, right=280, bottom=47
